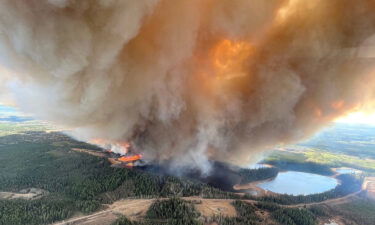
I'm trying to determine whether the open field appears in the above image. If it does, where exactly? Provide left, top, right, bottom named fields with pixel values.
left=0, top=188, right=47, bottom=200
left=52, top=191, right=369, bottom=225
left=304, top=150, right=375, bottom=171
left=71, top=148, right=107, bottom=158
left=0, top=121, right=50, bottom=136
left=266, top=148, right=375, bottom=172
left=53, top=197, right=237, bottom=225
left=265, top=123, right=375, bottom=173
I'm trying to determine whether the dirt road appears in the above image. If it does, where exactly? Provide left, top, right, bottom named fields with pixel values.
left=52, top=189, right=364, bottom=225
left=52, top=199, right=154, bottom=225
left=52, top=197, right=239, bottom=225
left=284, top=190, right=363, bottom=208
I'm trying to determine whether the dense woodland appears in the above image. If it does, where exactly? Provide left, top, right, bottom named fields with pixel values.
left=256, top=202, right=319, bottom=225
left=238, top=167, right=279, bottom=184
left=272, top=208, right=316, bottom=225
left=263, top=160, right=334, bottom=176
left=333, top=196, right=375, bottom=225
left=0, top=132, right=236, bottom=224
left=111, top=198, right=322, bottom=225
left=209, top=200, right=261, bottom=225
left=145, top=198, right=201, bottom=225
left=0, top=131, right=371, bottom=225
left=112, top=198, right=202, bottom=225
left=0, top=197, right=77, bottom=225
left=212, top=201, right=319, bottom=225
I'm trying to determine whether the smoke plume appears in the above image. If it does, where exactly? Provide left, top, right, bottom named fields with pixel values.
left=1, top=0, right=375, bottom=172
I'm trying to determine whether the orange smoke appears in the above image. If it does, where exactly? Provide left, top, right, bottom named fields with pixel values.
left=213, top=39, right=253, bottom=80
left=314, top=108, right=323, bottom=118
left=194, top=39, right=254, bottom=99
left=276, top=0, right=301, bottom=23
left=89, top=139, right=131, bottom=155
left=90, top=138, right=108, bottom=145
left=331, top=100, right=345, bottom=110
left=118, top=141, right=131, bottom=149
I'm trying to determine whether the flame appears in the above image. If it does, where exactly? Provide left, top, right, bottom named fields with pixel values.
left=118, top=154, right=143, bottom=162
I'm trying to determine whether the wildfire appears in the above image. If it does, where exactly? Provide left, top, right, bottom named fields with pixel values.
left=90, top=138, right=144, bottom=167
left=118, top=154, right=143, bottom=162
left=89, top=138, right=131, bottom=155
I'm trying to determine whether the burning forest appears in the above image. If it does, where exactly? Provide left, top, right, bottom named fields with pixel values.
left=1, top=0, right=375, bottom=173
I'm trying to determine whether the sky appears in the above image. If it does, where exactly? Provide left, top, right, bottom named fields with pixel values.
left=0, top=104, right=33, bottom=122
left=335, top=111, right=375, bottom=125
left=1, top=102, right=375, bottom=126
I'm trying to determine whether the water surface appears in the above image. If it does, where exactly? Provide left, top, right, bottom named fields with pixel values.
left=335, top=168, right=361, bottom=174
left=257, top=171, right=338, bottom=195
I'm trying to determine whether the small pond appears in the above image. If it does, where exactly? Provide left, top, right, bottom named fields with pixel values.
left=335, top=168, right=361, bottom=174
left=257, top=171, right=338, bottom=195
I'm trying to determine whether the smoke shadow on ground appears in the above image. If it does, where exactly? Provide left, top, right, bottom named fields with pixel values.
left=139, top=161, right=242, bottom=192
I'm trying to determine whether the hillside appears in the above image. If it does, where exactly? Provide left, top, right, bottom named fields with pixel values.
left=0, top=131, right=374, bottom=225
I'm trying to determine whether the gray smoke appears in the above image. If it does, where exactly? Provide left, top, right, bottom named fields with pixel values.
left=1, top=0, right=375, bottom=173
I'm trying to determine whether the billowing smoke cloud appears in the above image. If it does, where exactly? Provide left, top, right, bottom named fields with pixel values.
left=1, top=0, right=375, bottom=172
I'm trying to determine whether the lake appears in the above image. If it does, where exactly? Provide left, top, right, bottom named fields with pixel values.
left=257, top=171, right=338, bottom=195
